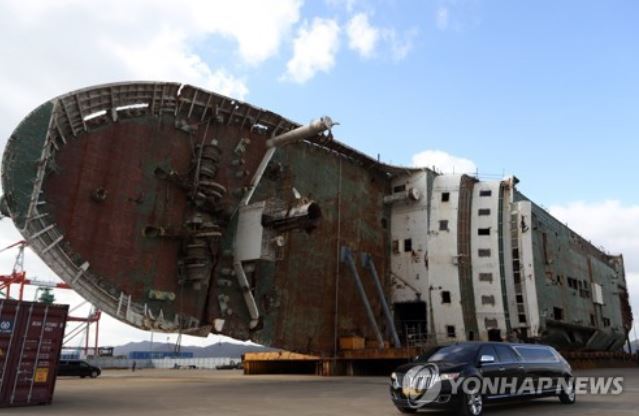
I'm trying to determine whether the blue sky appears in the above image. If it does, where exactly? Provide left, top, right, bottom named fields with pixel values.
left=0, top=0, right=638, bottom=346
left=240, top=1, right=639, bottom=205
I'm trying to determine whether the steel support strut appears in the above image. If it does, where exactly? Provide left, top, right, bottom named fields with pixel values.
left=361, top=253, right=401, bottom=348
left=340, top=246, right=384, bottom=348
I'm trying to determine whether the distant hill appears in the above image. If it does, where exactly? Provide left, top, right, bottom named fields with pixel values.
left=112, top=340, right=276, bottom=358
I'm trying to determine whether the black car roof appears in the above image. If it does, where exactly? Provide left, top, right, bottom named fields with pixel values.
left=439, top=341, right=553, bottom=349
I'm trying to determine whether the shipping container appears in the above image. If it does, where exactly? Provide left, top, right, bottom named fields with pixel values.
left=0, top=299, right=68, bottom=408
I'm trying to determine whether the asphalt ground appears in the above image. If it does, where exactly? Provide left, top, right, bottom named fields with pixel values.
left=3, top=367, right=638, bottom=416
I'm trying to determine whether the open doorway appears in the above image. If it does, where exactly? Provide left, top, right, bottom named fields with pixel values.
left=394, top=301, right=428, bottom=347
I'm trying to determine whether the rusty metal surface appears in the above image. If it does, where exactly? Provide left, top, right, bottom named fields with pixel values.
left=1, top=81, right=631, bottom=357
left=1, top=82, right=399, bottom=355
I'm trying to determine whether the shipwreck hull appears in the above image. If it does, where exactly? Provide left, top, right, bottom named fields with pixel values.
left=1, top=82, right=405, bottom=355
left=2, top=81, right=631, bottom=355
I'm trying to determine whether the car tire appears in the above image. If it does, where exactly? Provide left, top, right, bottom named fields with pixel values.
left=459, top=391, right=483, bottom=416
left=90, top=371, right=98, bottom=379
left=80, top=375, right=86, bottom=379
left=558, top=378, right=576, bottom=404
left=393, top=404, right=417, bottom=414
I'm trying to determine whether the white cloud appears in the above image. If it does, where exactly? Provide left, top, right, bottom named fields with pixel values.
left=411, top=149, right=477, bottom=174
left=0, top=0, right=305, bottom=135
left=284, top=18, right=341, bottom=83
left=380, top=27, right=418, bottom=62
left=549, top=201, right=639, bottom=267
left=549, top=201, right=639, bottom=337
left=346, top=13, right=380, bottom=58
left=436, top=6, right=450, bottom=31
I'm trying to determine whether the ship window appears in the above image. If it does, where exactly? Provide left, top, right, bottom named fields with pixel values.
left=404, top=238, right=412, bottom=252
left=485, top=318, right=499, bottom=329
left=603, top=317, right=611, bottom=327
left=567, top=277, right=578, bottom=289
left=441, top=192, right=450, bottom=202
left=478, top=249, right=491, bottom=257
left=480, top=190, right=492, bottom=197
left=441, top=291, right=451, bottom=304
left=478, top=228, right=490, bottom=236
left=439, top=220, right=449, bottom=231
left=446, top=325, right=456, bottom=338
left=553, top=307, right=564, bottom=321
left=478, top=208, right=491, bottom=216
left=393, top=184, right=406, bottom=193
left=392, top=240, right=400, bottom=254
left=481, top=295, right=495, bottom=305
left=479, top=273, right=493, bottom=282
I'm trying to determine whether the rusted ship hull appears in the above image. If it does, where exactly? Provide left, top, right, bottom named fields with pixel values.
left=1, top=82, right=403, bottom=355
left=1, top=82, right=632, bottom=355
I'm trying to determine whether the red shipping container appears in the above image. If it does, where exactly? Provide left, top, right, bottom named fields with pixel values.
left=0, top=299, right=68, bottom=407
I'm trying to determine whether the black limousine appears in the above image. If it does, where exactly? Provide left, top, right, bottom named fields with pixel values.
left=390, top=342, right=575, bottom=415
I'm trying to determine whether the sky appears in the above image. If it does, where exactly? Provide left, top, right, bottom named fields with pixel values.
left=0, top=0, right=638, bottom=347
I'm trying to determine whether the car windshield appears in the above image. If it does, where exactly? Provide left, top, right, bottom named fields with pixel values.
left=417, top=344, right=478, bottom=363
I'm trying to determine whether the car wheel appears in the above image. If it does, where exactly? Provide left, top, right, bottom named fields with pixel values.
left=558, top=378, right=576, bottom=404
left=90, top=371, right=98, bottom=379
left=393, top=404, right=417, bottom=414
left=459, top=391, right=483, bottom=416
left=80, top=375, right=86, bottom=379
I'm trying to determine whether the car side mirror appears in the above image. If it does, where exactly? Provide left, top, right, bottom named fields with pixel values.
left=480, top=355, right=495, bottom=365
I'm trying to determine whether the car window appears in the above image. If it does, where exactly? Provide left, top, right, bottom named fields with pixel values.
left=420, top=344, right=479, bottom=363
left=478, top=345, right=499, bottom=363
left=495, top=345, right=521, bottom=362
left=514, top=346, right=557, bottom=362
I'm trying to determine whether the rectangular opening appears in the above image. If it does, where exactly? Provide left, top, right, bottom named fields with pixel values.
left=516, top=294, right=524, bottom=303
left=553, top=307, right=564, bottom=321
left=446, top=325, right=456, bottom=338
left=479, top=273, right=493, bottom=282
left=478, top=208, right=491, bottom=216
left=478, top=249, right=491, bottom=257
left=481, top=295, right=495, bottom=305
left=392, top=240, right=399, bottom=254
left=590, top=314, right=596, bottom=326
left=567, top=277, right=578, bottom=289
left=403, top=238, right=412, bottom=252
left=393, top=184, right=406, bottom=193
left=485, top=318, right=498, bottom=329
left=478, top=228, right=490, bottom=236
left=518, top=314, right=527, bottom=323
left=441, top=192, right=450, bottom=202
left=439, top=220, right=449, bottom=231
left=441, top=291, right=451, bottom=304
left=394, top=301, right=428, bottom=346
left=479, top=190, right=492, bottom=197
left=603, top=317, right=611, bottom=327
